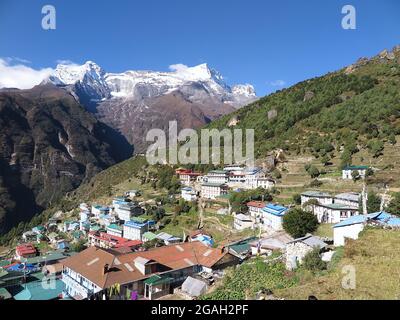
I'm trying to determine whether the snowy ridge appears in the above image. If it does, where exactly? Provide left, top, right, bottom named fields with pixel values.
left=50, top=61, right=257, bottom=107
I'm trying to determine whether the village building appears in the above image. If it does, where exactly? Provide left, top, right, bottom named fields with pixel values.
left=334, top=192, right=361, bottom=208
left=91, top=205, right=110, bottom=217
left=342, top=165, right=369, bottom=180
left=246, top=201, right=266, bottom=222
left=200, top=183, right=228, bottom=200
left=61, top=242, right=239, bottom=300
left=285, top=235, right=327, bottom=270
left=244, top=167, right=264, bottom=189
left=15, top=243, right=37, bottom=260
left=106, top=224, right=124, bottom=238
left=88, top=231, right=142, bottom=250
left=114, top=203, right=144, bottom=222
left=301, top=191, right=333, bottom=206
left=333, top=211, right=400, bottom=246
left=308, top=203, right=359, bottom=224
left=181, top=276, right=208, bottom=298
left=156, top=232, right=182, bottom=246
left=178, top=170, right=201, bottom=186
left=234, top=214, right=254, bottom=230
left=254, top=177, right=275, bottom=190
left=125, top=190, right=141, bottom=198
left=204, top=170, right=230, bottom=184
left=261, top=204, right=289, bottom=231
left=250, top=232, right=293, bottom=256
left=142, top=232, right=158, bottom=243
left=181, top=187, right=197, bottom=202
left=123, top=220, right=149, bottom=241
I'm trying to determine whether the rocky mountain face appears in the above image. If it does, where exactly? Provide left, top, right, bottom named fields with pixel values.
left=0, top=85, right=133, bottom=234
left=48, top=62, right=257, bottom=152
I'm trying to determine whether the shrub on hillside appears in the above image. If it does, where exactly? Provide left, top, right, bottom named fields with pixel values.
left=282, top=208, right=319, bottom=238
left=303, top=248, right=327, bottom=272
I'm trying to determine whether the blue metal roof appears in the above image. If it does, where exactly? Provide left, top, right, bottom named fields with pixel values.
left=124, top=220, right=147, bottom=228
left=334, top=212, right=400, bottom=228
left=262, top=204, right=288, bottom=217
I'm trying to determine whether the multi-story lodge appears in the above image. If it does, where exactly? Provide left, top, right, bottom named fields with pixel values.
left=123, top=220, right=149, bottom=241
left=334, top=192, right=360, bottom=208
left=246, top=201, right=266, bottom=222
left=176, top=169, right=201, bottom=186
left=200, top=183, right=228, bottom=200
left=88, top=231, right=142, bottom=250
left=114, top=203, right=144, bottom=222
left=309, top=203, right=359, bottom=224
left=61, top=242, right=238, bottom=300
left=261, top=204, right=289, bottom=231
left=301, top=191, right=333, bottom=206
left=204, top=170, right=229, bottom=184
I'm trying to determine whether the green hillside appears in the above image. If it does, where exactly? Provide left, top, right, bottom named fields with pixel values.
left=206, top=47, right=400, bottom=167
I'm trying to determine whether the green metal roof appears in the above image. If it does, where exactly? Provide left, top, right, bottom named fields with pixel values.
left=107, top=224, right=122, bottom=231
left=144, top=275, right=172, bottom=286
left=201, top=182, right=227, bottom=187
left=0, top=287, right=12, bottom=300
left=143, top=232, right=157, bottom=241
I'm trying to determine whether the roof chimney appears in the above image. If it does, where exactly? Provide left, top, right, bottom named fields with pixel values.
left=103, top=264, right=109, bottom=275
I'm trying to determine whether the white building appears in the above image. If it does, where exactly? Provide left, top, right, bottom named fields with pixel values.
left=123, top=220, right=149, bottom=241
left=114, top=203, right=144, bottom=222
left=333, top=211, right=400, bottom=246
left=106, top=224, right=123, bottom=238
left=342, top=166, right=369, bottom=180
left=261, top=204, right=289, bottom=231
left=309, top=203, right=359, bottom=224
left=334, top=192, right=360, bottom=208
left=179, top=171, right=201, bottom=186
left=234, top=214, right=253, bottom=230
left=205, top=171, right=229, bottom=184
left=301, top=191, right=333, bottom=206
left=244, top=168, right=264, bottom=189
left=200, top=183, right=228, bottom=200
left=285, top=235, right=327, bottom=270
left=181, top=187, right=197, bottom=202
left=62, top=264, right=102, bottom=300
left=255, top=178, right=275, bottom=190
left=246, top=201, right=266, bottom=222
left=91, top=205, right=110, bottom=217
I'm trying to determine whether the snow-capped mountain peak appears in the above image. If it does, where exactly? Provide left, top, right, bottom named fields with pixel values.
left=48, top=61, right=257, bottom=108
left=54, top=61, right=105, bottom=85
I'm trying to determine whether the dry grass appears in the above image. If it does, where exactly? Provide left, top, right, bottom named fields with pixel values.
left=276, top=228, right=400, bottom=300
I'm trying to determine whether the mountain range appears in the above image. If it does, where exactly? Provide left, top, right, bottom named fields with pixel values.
left=46, top=62, right=257, bottom=151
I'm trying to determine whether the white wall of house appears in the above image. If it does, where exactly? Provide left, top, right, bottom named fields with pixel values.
left=333, top=223, right=365, bottom=246
left=201, top=185, right=227, bottom=199
left=123, top=224, right=148, bottom=241
left=311, top=205, right=358, bottom=224
left=342, top=169, right=367, bottom=180
left=262, top=213, right=283, bottom=231
left=301, top=195, right=333, bottom=206
left=234, top=216, right=253, bottom=230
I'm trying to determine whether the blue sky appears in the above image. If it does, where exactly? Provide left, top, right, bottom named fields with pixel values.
left=0, top=0, right=399, bottom=95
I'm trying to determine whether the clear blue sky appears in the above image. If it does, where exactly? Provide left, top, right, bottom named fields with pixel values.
left=1, top=0, right=399, bottom=95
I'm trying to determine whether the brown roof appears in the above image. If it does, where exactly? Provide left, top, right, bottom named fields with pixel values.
left=62, top=242, right=227, bottom=289
left=246, top=201, right=266, bottom=209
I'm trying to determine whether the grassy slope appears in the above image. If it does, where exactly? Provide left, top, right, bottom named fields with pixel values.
left=276, top=228, right=400, bottom=300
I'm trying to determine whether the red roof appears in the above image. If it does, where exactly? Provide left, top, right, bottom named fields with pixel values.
left=89, top=232, right=142, bottom=248
left=16, top=243, right=37, bottom=256
left=246, top=201, right=266, bottom=209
